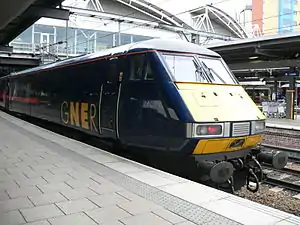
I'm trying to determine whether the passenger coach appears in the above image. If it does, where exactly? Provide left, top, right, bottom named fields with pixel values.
left=0, top=39, right=288, bottom=192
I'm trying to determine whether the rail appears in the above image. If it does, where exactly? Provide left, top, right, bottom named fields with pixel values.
left=261, top=144, right=300, bottom=153
left=266, top=125, right=300, bottom=131
left=263, top=164, right=300, bottom=177
left=264, top=177, right=300, bottom=192
left=262, top=163, right=300, bottom=192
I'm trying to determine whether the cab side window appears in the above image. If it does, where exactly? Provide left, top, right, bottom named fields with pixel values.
left=130, top=54, right=154, bottom=81
left=106, top=60, right=119, bottom=84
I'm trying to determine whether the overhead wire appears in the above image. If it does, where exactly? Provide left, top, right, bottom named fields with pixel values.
left=70, top=0, right=300, bottom=49
left=50, top=0, right=242, bottom=50
left=38, top=0, right=300, bottom=57
left=69, top=0, right=243, bottom=51
left=39, top=0, right=259, bottom=51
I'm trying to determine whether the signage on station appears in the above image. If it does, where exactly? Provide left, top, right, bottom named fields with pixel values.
left=284, top=71, right=299, bottom=76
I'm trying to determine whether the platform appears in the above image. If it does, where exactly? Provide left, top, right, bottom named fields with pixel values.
left=0, top=111, right=300, bottom=225
left=266, top=118, right=300, bottom=130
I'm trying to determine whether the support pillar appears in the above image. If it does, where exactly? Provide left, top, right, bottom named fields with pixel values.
left=286, top=76, right=296, bottom=120
left=117, top=20, right=123, bottom=47
left=273, top=80, right=278, bottom=101
left=65, top=20, right=69, bottom=58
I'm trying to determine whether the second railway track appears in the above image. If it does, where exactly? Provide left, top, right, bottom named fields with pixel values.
left=264, top=131, right=300, bottom=139
left=260, top=142, right=300, bottom=192
left=263, top=163, right=300, bottom=192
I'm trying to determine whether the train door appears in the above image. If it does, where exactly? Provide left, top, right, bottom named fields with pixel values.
left=99, top=57, right=123, bottom=139
left=4, top=80, right=9, bottom=109
left=0, top=79, right=6, bottom=108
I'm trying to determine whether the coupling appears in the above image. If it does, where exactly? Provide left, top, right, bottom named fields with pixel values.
left=198, top=161, right=234, bottom=183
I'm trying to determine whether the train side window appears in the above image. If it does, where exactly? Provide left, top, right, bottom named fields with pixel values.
left=144, top=62, right=154, bottom=80
left=130, top=55, right=145, bottom=81
left=130, top=54, right=154, bottom=81
left=104, top=60, right=119, bottom=84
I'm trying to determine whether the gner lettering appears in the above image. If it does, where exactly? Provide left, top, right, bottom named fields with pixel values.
left=60, top=101, right=97, bottom=132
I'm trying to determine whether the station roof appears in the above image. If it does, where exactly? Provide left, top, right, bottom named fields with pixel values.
left=206, top=31, right=300, bottom=66
left=0, top=0, right=67, bottom=46
left=0, top=52, right=40, bottom=77
left=189, top=4, right=248, bottom=39
left=204, top=31, right=300, bottom=81
left=65, top=0, right=193, bottom=29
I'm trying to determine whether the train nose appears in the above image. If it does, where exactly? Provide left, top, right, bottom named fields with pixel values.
left=198, top=161, right=234, bottom=183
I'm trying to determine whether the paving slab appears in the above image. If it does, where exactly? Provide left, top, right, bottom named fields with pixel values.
left=20, top=204, right=64, bottom=222
left=1, top=110, right=300, bottom=225
left=0, top=197, right=33, bottom=213
left=56, top=198, right=99, bottom=214
left=28, top=192, right=67, bottom=206
left=0, top=210, right=26, bottom=225
left=47, top=212, right=97, bottom=225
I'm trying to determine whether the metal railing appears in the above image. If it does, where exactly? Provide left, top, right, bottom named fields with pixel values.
left=10, top=41, right=111, bottom=60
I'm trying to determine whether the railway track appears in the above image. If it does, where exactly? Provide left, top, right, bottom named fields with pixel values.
left=265, top=125, right=300, bottom=138
left=264, top=131, right=300, bottom=139
left=266, top=126, right=300, bottom=131
left=263, top=165, right=300, bottom=192
left=263, top=127, right=300, bottom=151
left=259, top=129, right=300, bottom=192
left=263, top=177, right=300, bottom=193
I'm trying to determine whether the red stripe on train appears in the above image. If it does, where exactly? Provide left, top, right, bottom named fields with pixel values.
left=9, top=96, right=40, bottom=103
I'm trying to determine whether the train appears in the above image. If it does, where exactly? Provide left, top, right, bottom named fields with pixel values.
left=0, top=39, right=288, bottom=192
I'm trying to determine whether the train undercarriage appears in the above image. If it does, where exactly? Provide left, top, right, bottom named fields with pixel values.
left=195, top=147, right=289, bottom=193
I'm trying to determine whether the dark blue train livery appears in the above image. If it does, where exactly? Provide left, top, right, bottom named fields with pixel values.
left=0, top=39, right=288, bottom=192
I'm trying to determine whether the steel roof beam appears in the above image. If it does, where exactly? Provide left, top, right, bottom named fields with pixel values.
left=160, top=24, right=239, bottom=41
left=65, top=6, right=160, bottom=27
left=114, top=0, right=172, bottom=25
left=190, top=5, right=248, bottom=39
left=228, top=59, right=300, bottom=70
left=28, top=6, right=70, bottom=21
left=0, top=0, right=65, bottom=45
left=0, top=45, right=13, bottom=52
left=0, top=55, right=40, bottom=66
left=254, top=48, right=281, bottom=58
left=130, top=0, right=182, bottom=27
left=208, top=8, right=245, bottom=38
left=137, top=0, right=191, bottom=28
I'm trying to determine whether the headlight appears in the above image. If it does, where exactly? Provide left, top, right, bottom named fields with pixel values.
left=251, top=120, right=265, bottom=134
left=196, top=124, right=222, bottom=136
left=188, top=123, right=226, bottom=138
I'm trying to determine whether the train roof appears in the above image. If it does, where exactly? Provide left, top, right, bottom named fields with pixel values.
left=7, top=39, right=220, bottom=77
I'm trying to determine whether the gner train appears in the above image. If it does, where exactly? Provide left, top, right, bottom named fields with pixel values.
left=0, top=39, right=288, bottom=192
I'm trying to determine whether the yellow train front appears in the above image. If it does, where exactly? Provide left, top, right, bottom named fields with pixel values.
left=177, top=82, right=270, bottom=191
left=148, top=41, right=288, bottom=192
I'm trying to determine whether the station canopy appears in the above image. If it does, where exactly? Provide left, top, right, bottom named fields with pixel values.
left=206, top=32, right=300, bottom=81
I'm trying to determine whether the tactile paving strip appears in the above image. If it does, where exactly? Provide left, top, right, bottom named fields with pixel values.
left=4, top=117, right=241, bottom=225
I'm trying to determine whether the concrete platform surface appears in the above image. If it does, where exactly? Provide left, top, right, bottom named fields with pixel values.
left=0, top=110, right=300, bottom=225
left=267, top=118, right=300, bottom=130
